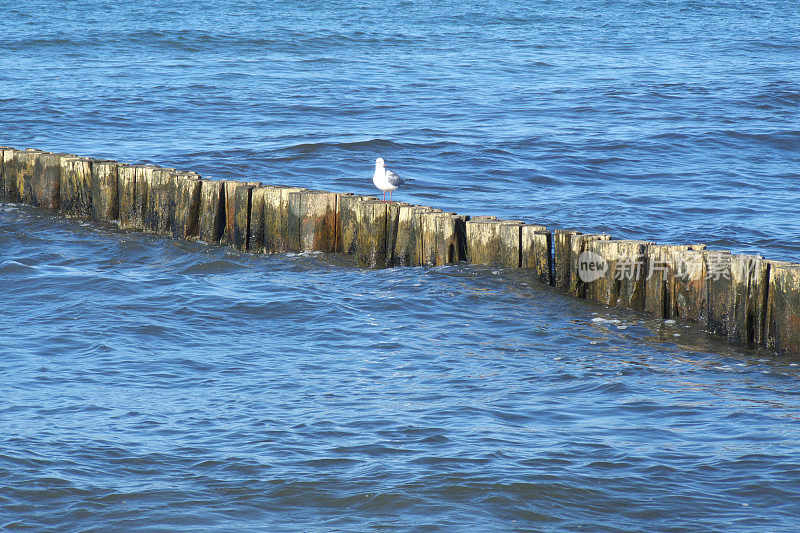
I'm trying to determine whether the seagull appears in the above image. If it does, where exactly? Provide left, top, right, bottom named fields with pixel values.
left=373, top=157, right=405, bottom=201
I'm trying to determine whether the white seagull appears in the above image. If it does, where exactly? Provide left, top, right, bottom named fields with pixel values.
left=372, top=157, right=405, bottom=201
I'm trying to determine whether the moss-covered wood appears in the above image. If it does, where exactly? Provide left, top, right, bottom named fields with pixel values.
left=521, top=226, right=551, bottom=284
left=198, top=179, right=224, bottom=243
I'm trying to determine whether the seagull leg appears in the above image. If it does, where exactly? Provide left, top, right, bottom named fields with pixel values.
left=383, top=191, right=386, bottom=202
left=389, top=191, right=392, bottom=202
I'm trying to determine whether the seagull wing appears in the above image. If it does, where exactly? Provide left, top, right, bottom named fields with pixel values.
left=385, top=168, right=404, bottom=187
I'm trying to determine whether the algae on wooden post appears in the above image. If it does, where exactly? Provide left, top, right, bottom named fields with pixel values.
left=728, top=254, right=769, bottom=345
left=173, top=171, right=201, bottom=241
left=232, top=184, right=254, bottom=251
left=90, top=160, right=119, bottom=223
left=385, top=201, right=408, bottom=266
left=765, top=261, right=800, bottom=355
left=433, top=213, right=468, bottom=266
left=59, top=156, right=93, bottom=218
left=521, top=225, right=552, bottom=284
left=198, top=179, right=225, bottom=243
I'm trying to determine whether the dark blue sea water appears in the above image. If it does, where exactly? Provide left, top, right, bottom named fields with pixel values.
left=2, top=0, right=800, bottom=530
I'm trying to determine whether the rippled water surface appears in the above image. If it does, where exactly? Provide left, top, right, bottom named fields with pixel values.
left=2, top=0, right=800, bottom=530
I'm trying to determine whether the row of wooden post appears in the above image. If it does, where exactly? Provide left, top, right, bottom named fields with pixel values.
left=1, top=146, right=798, bottom=357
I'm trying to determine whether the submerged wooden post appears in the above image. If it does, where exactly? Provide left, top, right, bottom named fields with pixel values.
left=198, top=179, right=225, bottom=243
left=765, top=261, right=800, bottom=355
left=728, top=254, right=769, bottom=345
left=432, top=213, right=468, bottom=266
left=221, top=181, right=240, bottom=246
left=173, top=171, right=201, bottom=241
left=117, top=164, right=152, bottom=231
left=385, top=201, right=408, bottom=266
left=521, top=226, right=552, bottom=284
left=90, top=160, right=119, bottom=223
left=59, top=156, right=93, bottom=218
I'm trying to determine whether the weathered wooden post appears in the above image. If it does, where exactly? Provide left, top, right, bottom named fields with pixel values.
left=173, top=171, right=201, bottom=241
left=765, top=261, right=800, bottom=355
left=1, top=147, right=17, bottom=200
left=521, top=225, right=552, bottom=284
left=15, top=149, right=61, bottom=208
left=197, top=179, right=225, bottom=243
left=59, top=156, right=93, bottom=218
left=337, top=194, right=368, bottom=256
left=465, top=218, right=524, bottom=267
left=248, top=186, right=269, bottom=253
left=356, top=198, right=388, bottom=267
left=432, top=213, right=468, bottom=266
left=287, top=190, right=340, bottom=253
left=263, top=186, right=306, bottom=253
left=728, top=254, right=769, bottom=345
left=584, top=240, right=651, bottom=310
left=118, top=164, right=145, bottom=231
left=143, top=167, right=175, bottom=235
left=385, top=201, right=408, bottom=266
left=221, top=180, right=240, bottom=246
left=90, top=160, right=119, bottom=223
left=232, top=183, right=254, bottom=251
left=394, top=206, right=438, bottom=266
left=673, top=249, right=707, bottom=323
left=553, top=229, right=580, bottom=289
left=568, top=233, right=610, bottom=299
left=704, top=250, right=733, bottom=337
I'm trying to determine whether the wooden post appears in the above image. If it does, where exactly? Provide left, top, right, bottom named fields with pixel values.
left=645, top=244, right=693, bottom=318
left=59, top=156, right=93, bottom=218
left=728, top=254, right=769, bottom=345
left=584, top=240, right=650, bottom=310
left=337, top=194, right=367, bottom=256
left=232, top=183, right=254, bottom=251
left=465, top=218, right=524, bottom=267
left=568, top=233, right=610, bottom=299
left=173, top=171, right=201, bottom=240
left=144, top=167, right=175, bottom=235
left=221, top=181, right=240, bottom=246
left=90, top=160, right=119, bottom=223
left=197, top=179, right=225, bottom=243
left=385, top=201, right=409, bottom=266
left=1, top=147, right=18, bottom=201
left=288, top=190, right=340, bottom=253
left=553, top=230, right=580, bottom=289
left=433, top=213, right=468, bottom=266
left=263, top=186, right=306, bottom=253
left=673, top=249, right=707, bottom=323
left=705, top=250, right=733, bottom=337
left=394, top=205, right=437, bottom=266
left=765, top=261, right=800, bottom=355
left=14, top=149, right=54, bottom=208
left=356, top=199, right=388, bottom=267
left=521, top=226, right=552, bottom=284
left=248, top=186, right=269, bottom=253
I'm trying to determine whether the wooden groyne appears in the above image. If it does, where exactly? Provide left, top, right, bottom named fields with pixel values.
left=2, top=145, right=798, bottom=357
